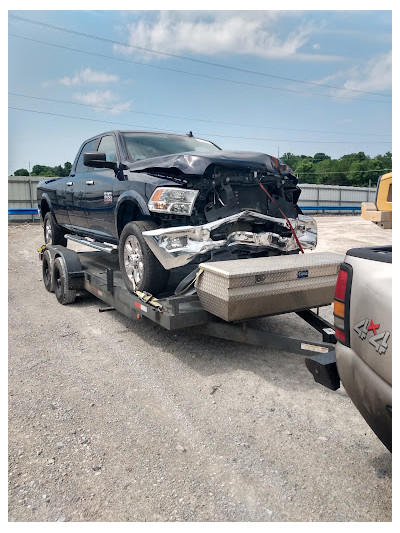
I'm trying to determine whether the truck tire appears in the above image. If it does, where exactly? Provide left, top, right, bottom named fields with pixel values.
left=42, top=249, right=54, bottom=292
left=44, top=212, right=67, bottom=247
left=53, top=256, right=77, bottom=304
left=119, top=220, right=169, bottom=295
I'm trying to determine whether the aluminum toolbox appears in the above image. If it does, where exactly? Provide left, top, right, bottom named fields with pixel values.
left=195, top=252, right=344, bottom=321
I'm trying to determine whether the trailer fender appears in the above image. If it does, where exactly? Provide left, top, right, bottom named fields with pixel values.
left=45, top=245, right=85, bottom=291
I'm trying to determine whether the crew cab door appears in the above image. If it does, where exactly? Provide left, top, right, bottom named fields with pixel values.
left=67, top=137, right=100, bottom=229
left=84, top=134, right=119, bottom=239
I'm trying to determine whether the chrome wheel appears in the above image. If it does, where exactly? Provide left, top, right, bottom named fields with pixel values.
left=44, top=218, right=52, bottom=244
left=124, top=235, right=144, bottom=286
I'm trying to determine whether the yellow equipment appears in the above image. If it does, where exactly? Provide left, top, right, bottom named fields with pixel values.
left=361, top=172, right=392, bottom=229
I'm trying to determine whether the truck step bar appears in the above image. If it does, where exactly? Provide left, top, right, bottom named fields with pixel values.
left=65, top=234, right=118, bottom=254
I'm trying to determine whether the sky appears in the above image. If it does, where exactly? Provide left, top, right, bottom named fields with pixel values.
left=7, top=4, right=393, bottom=175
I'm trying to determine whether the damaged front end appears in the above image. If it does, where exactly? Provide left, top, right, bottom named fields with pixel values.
left=143, top=211, right=317, bottom=270
left=136, top=150, right=318, bottom=270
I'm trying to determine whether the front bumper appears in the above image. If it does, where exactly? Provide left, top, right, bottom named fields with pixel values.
left=143, top=210, right=317, bottom=270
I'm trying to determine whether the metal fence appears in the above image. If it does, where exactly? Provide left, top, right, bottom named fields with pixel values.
left=8, top=175, right=43, bottom=222
left=8, top=176, right=377, bottom=221
left=298, top=183, right=376, bottom=213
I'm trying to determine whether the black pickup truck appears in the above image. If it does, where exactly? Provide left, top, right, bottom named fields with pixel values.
left=37, top=130, right=317, bottom=294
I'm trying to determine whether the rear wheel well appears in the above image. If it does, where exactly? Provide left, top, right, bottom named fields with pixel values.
left=40, top=198, right=50, bottom=219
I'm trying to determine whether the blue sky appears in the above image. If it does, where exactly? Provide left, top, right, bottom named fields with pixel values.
left=8, top=5, right=392, bottom=175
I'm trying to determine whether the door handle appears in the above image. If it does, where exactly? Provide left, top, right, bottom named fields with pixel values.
left=66, top=181, right=73, bottom=186
left=86, top=180, right=95, bottom=185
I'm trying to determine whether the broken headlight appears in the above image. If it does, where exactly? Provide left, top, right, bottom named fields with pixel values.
left=148, top=187, right=199, bottom=216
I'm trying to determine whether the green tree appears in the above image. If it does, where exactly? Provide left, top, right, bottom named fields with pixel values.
left=294, top=160, right=316, bottom=183
left=31, top=162, right=72, bottom=177
left=314, top=159, right=332, bottom=184
left=313, top=153, right=331, bottom=164
left=31, top=164, right=52, bottom=176
left=281, top=152, right=301, bottom=170
left=63, top=162, right=72, bottom=176
left=14, top=168, right=29, bottom=176
left=347, top=161, right=367, bottom=187
left=374, top=152, right=392, bottom=173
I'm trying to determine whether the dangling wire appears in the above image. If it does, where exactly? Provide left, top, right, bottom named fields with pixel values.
left=257, top=181, right=305, bottom=254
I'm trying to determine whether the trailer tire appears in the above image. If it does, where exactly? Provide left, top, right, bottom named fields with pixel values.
left=119, top=220, right=169, bottom=295
left=53, top=256, right=76, bottom=304
left=42, top=249, right=54, bottom=292
left=44, top=212, right=67, bottom=247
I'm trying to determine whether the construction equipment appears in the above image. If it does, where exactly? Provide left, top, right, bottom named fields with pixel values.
left=361, top=172, right=392, bottom=229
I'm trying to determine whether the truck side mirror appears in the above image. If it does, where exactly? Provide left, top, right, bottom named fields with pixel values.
left=84, top=152, right=116, bottom=170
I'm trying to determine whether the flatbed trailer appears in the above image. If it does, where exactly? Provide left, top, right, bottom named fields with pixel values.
left=39, top=243, right=341, bottom=391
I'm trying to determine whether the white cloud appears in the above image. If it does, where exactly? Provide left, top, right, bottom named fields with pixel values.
left=59, top=68, right=119, bottom=86
left=113, top=11, right=339, bottom=62
left=341, top=51, right=392, bottom=94
left=73, top=90, right=132, bottom=115
left=311, top=51, right=392, bottom=97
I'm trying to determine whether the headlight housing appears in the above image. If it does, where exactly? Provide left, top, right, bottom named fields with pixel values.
left=148, top=187, right=199, bottom=216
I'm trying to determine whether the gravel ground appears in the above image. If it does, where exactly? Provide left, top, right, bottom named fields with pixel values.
left=8, top=216, right=392, bottom=522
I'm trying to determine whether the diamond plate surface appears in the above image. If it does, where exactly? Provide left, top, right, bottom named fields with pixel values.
left=195, top=252, right=344, bottom=321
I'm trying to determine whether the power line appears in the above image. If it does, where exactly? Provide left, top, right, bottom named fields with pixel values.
left=296, top=168, right=391, bottom=175
left=10, top=33, right=386, bottom=104
left=8, top=106, right=393, bottom=146
left=9, top=14, right=392, bottom=99
left=9, top=92, right=392, bottom=139
left=9, top=17, right=391, bottom=102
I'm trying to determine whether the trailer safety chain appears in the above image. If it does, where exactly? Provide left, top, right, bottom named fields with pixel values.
left=37, top=243, right=49, bottom=253
left=37, top=243, right=50, bottom=259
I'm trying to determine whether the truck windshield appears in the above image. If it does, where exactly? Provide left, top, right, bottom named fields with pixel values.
left=122, top=132, right=221, bottom=162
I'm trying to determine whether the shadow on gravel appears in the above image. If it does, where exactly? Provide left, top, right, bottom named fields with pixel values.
left=68, top=291, right=336, bottom=396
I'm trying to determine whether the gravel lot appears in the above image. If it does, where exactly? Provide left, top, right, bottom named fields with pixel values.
left=8, top=216, right=392, bottom=522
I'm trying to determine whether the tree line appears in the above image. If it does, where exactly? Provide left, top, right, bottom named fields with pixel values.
left=14, top=162, right=72, bottom=178
left=281, top=151, right=392, bottom=187
left=12, top=151, right=392, bottom=187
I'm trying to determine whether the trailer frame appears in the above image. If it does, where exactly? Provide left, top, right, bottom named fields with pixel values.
left=39, top=244, right=340, bottom=391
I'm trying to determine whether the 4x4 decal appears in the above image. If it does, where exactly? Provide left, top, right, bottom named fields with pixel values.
left=354, top=319, right=390, bottom=354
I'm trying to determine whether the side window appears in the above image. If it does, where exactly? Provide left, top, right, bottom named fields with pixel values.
left=98, top=135, right=117, bottom=163
left=75, top=138, right=100, bottom=173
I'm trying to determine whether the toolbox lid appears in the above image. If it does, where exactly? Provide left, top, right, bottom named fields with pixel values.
left=199, top=252, right=344, bottom=280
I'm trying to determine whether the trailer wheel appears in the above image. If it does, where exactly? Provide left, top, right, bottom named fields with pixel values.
left=44, top=212, right=67, bottom=247
left=42, top=249, right=54, bottom=292
left=119, top=220, right=169, bottom=295
left=53, top=256, right=76, bottom=304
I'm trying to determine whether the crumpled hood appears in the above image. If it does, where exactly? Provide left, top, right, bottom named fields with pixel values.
left=128, top=150, right=295, bottom=178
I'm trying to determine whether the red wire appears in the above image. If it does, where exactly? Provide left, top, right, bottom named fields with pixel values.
left=258, top=182, right=304, bottom=254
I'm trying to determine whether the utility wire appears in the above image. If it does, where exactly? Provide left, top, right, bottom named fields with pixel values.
left=8, top=14, right=392, bottom=100
left=296, top=168, right=391, bottom=175
left=8, top=106, right=393, bottom=145
left=9, top=33, right=387, bottom=103
left=8, top=92, right=392, bottom=138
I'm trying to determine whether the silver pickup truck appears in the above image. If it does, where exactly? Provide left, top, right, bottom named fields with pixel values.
left=333, top=245, right=392, bottom=451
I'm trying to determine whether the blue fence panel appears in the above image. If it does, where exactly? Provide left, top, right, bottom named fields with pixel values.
left=9, top=206, right=361, bottom=216
left=8, top=208, right=40, bottom=215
